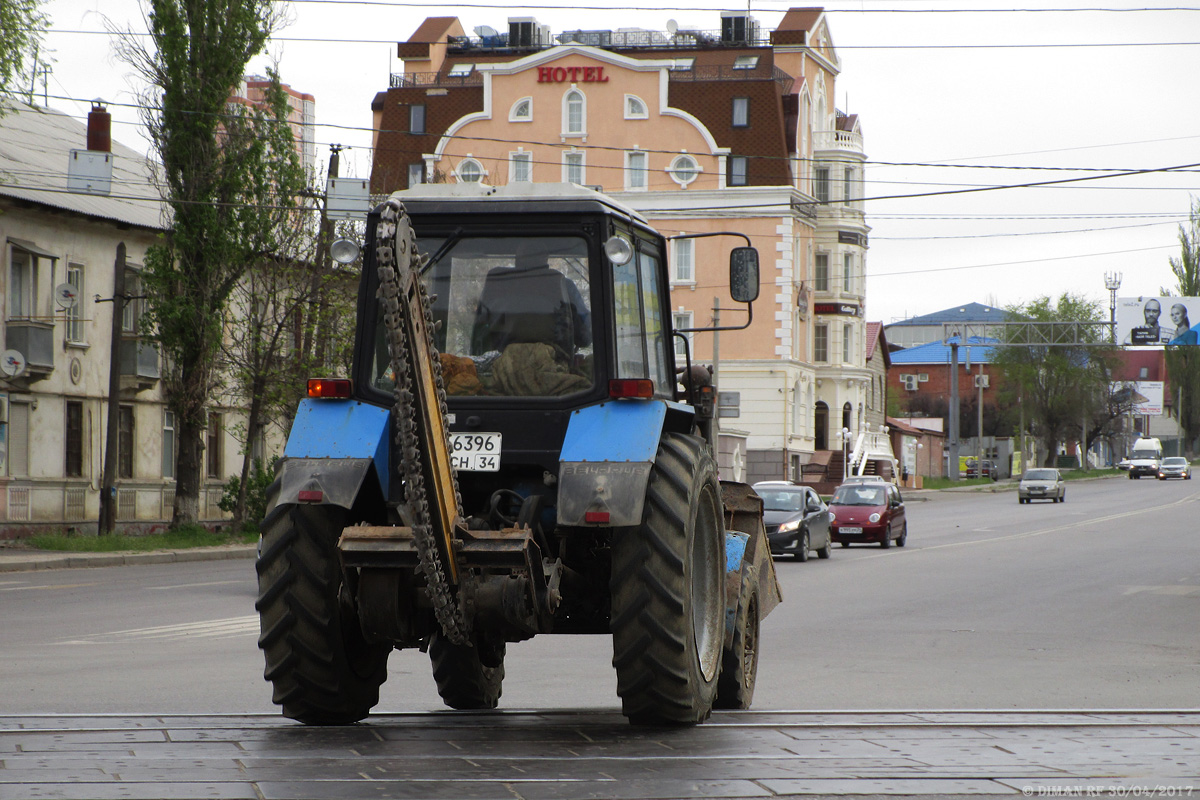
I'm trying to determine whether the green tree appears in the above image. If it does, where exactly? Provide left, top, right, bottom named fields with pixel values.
left=994, top=294, right=1111, bottom=467
left=0, top=0, right=47, bottom=112
left=115, top=2, right=298, bottom=526
left=1163, top=197, right=1200, bottom=457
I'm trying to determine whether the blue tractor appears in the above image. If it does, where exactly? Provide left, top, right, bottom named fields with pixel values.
left=256, top=183, right=781, bottom=725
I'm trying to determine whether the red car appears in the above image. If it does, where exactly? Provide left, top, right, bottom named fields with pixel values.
left=828, top=482, right=907, bottom=548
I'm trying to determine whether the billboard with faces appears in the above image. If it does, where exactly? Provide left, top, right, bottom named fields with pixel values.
left=1116, top=296, right=1200, bottom=346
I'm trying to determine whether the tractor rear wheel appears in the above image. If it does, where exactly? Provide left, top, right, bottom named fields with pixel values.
left=256, top=502, right=391, bottom=725
left=611, top=433, right=724, bottom=725
left=429, top=631, right=504, bottom=710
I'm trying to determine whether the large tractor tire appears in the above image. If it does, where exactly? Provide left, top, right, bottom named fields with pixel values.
left=611, top=433, right=724, bottom=725
left=429, top=631, right=504, bottom=710
left=714, top=586, right=760, bottom=710
left=256, top=502, right=391, bottom=725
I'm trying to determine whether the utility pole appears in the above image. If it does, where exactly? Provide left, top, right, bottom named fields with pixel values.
left=99, top=243, right=126, bottom=535
left=949, top=339, right=960, bottom=479
left=304, top=143, right=345, bottom=366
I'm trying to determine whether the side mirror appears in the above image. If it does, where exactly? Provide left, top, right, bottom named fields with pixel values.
left=729, top=247, right=759, bottom=303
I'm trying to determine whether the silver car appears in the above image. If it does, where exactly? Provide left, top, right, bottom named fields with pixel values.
left=1018, top=468, right=1065, bottom=504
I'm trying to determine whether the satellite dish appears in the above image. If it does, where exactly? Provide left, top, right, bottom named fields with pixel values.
left=55, top=283, right=79, bottom=309
left=1, top=350, right=26, bottom=378
left=666, top=18, right=678, bottom=34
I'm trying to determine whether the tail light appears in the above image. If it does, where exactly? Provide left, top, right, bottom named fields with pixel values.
left=608, top=379, right=654, bottom=399
left=307, top=378, right=353, bottom=398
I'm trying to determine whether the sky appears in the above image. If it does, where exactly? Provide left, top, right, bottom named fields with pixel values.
left=29, top=0, right=1200, bottom=327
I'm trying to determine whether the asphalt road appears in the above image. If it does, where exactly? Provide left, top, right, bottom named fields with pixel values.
left=3, top=475, right=1199, bottom=717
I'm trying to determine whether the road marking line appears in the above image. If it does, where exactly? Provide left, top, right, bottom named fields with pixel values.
left=52, top=615, right=259, bottom=645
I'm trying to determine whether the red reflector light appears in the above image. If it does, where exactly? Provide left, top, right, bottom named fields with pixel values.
left=307, top=378, right=353, bottom=398
left=608, top=379, right=654, bottom=399
left=585, top=511, right=611, bottom=524
left=298, top=490, right=323, bottom=502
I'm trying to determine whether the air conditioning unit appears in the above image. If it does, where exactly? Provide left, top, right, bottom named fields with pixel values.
left=901, top=375, right=918, bottom=391
left=974, top=374, right=990, bottom=389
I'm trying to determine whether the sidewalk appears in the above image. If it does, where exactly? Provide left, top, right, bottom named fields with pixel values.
left=0, top=544, right=257, bottom=574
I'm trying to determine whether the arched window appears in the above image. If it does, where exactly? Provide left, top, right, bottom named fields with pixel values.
left=625, top=94, right=647, bottom=119
left=456, top=158, right=484, bottom=183
left=510, top=97, right=532, bottom=122
left=842, top=401, right=852, bottom=433
left=563, top=89, right=586, bottom=136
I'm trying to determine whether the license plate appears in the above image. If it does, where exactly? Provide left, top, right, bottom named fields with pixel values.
left=839, top=526, right=862, bottom=534
left=449, top=432, right=502, bottom=472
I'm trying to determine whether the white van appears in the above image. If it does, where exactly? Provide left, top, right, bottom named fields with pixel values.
left=1128, top=437, right=1163, bottom=479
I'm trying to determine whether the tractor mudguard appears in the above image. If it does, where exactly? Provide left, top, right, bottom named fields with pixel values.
left=719, top=481, right=782, bottom=647
left=274, top=398, right=390, bottom=509
left=557, top=399, right=669, bottom=527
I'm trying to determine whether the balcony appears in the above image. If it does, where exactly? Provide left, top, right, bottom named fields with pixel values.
left=4, top=320, right=54, bottom=381
left=814, top=129, right=864, bottom=155
left=119, top=336, right=160, bottom=391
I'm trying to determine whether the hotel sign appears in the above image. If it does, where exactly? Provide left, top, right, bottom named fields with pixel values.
left=537, top=66, right=610, bottom=83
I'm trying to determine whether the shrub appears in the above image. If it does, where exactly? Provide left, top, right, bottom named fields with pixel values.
left=218, top=457, right=278, bottom=527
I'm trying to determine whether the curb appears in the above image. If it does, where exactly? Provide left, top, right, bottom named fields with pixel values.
left=0, top=545, right=258, bottom=574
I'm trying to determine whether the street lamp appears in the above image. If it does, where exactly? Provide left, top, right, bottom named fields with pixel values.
left=841, top=426, right=851, bottom=479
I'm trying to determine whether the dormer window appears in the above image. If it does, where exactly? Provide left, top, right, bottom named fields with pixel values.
left=447, top=63, right=473, bottom=77
left=733, top=55, right=759, bottom=70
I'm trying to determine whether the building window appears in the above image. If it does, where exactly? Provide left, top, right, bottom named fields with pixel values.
left=510, top=151, right=532, bottom=183
left=733, top=55, right=759, bottom=70
left=563, top=151, right=584, bottom=185
left=457, top=158, right=484, bottom=183
left=843, top=252, right=853, bottom=292
left=207, top=412, right=222, bottom=480
left=668, top=154, right=699, bottom=187
left=447, top=63, right=473, bottom=77
left=673, top=310, right=694, bottom=358
left=732, top=97, right=749, bottom=128
left=843, top=323, right=853, bottom=363
left=408, top=163, right=424, bottom=187
left=66, top=400, right=83, bottom=478
left=118, top=405, right=134, bottom=479
left=66, top=264, right=85, bottom=343
left=671, top=57, right=694, bottom=71
left=814, top=167, right=830, bottom=202
left=728, top=156, right=748, bottom=186
left=6, top=401, right=29, bottom=477
left=9, top=248, right=36, bottom=318
left=843, top=165, right=854, bottom=205
left=814, top=324, right=828, bottom=362
left=626, top=150, right=648, bottom=190
left=625, top=94, right=647, bottom=119
left=510, top=97, right=532, bottom=121
left=672, top=238, right=694, bottom=284
left=409, top=103, right=426, bottom=134
left=162, top=410, right=176, bottom=479
left=122, top=271, right=141, bottom=333
left=564, top=89, right=585, bottom=136
left=814, top=253, right=829, bottom=291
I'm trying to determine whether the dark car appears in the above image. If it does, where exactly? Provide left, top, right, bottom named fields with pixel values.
left=965, top=458, right=999, bottom=480
left=752, top=482, right=832, bottom=561
left=828, top=481, right=907, bottom=548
